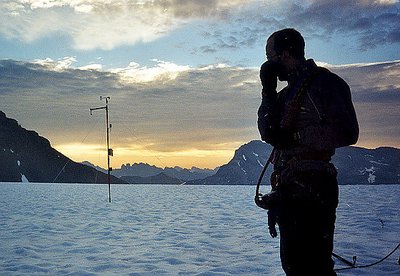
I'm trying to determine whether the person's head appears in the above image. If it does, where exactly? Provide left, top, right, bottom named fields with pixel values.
left=266, top=28, right=305, bottom=80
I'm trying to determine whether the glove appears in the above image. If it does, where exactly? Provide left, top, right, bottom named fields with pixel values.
left=268, top=209, right=278, bottom=238
left=269, top=225, right=278, bottom=238
left=260, top=61, right=278, bottom=98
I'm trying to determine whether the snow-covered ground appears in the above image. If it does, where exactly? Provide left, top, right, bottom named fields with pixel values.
left=0, top=183, right=398, bottom=275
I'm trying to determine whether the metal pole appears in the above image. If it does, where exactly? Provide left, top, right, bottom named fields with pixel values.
left=105, top=98, right=111, bottom=203
left=90, top=96, right=112, bottom=203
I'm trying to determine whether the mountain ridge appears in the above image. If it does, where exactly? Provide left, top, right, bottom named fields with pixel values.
left=0, top=111, right=126, bottom=184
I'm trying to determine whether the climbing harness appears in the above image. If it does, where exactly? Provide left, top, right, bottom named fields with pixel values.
left=255, top=155, right=400, bottom=271
left=255, top=67, right=320, bottom=208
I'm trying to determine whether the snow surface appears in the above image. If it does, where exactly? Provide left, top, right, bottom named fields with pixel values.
left=0, top=184, right=398, bottom=275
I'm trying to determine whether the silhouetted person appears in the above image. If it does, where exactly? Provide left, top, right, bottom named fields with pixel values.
left=257, top=28, right=359, bottom=275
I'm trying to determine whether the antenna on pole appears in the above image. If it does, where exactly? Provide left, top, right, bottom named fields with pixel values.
left=90, top=96, right=112, bottom=203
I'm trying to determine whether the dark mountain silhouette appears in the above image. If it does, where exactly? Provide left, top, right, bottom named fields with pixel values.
left=0, top=111, right=126, bottom=184
left=187, top=140, right=273, bottom=185
left=334, top=146, right=400, bottom=184
left=188, top=140, right=400, bottom=185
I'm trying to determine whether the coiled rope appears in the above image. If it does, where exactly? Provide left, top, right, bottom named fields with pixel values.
left=334, top=242, right=400, bottom=271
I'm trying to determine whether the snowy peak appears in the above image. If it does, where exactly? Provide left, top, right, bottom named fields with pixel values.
left=189, top=141, right=274, bottom=185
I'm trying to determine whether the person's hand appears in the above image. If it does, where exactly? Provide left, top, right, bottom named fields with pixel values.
left=269, top=225, right=278, bottom=238
left=268, top=209, right=278, bottom=238
left=260, top=61, right=278, bottom=98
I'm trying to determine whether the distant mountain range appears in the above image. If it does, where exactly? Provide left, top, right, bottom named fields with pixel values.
left=1, top=111, right=399, bottom=185
left=115, top=163, right=218, bottom=181
left=82, top=161, right=217, bottom=184
left=0, top=111, right=126, bottom=184
left=87, top=140, right=400, bottom=185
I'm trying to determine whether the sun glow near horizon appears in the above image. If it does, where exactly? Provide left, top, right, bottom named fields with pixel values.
left=54, top=142, right=238, bottom=170
left=54, top=135, right=399, bottom=171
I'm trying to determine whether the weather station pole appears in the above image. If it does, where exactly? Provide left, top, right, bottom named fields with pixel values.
left=90, top=96, right=113, bottom=203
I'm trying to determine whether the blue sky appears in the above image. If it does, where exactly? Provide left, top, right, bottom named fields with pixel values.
left=1, top=0, right=399, bottom=169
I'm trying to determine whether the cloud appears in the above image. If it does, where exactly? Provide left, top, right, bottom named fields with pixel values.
left=0, top=0, right=254, bottom=50
left=0, top=2, right=177, bottom=50
left=327, top=60, right=400, bottom=98
left=111, top=59, right=191, bottom=83
left=0, top=0, right=398, bottom=55
left=191, top=0, right=400, bottom=56
left=1, top=58, right=399, bottom=168
left=285, top=0, right=400, bottom=50
left=33, top=57, right=78, bottom=70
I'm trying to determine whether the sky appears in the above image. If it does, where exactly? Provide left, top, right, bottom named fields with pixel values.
left=0, top=0, right=399, bottom=169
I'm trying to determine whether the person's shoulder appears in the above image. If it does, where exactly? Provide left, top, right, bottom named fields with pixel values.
left=315, top=66, right=349, bottom=89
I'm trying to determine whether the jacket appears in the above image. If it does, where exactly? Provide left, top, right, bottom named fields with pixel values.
left=258, top=59, right=359, bottom=162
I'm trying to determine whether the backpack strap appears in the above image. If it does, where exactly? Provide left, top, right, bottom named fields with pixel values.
left=280, top=69, right=321, bottom=129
